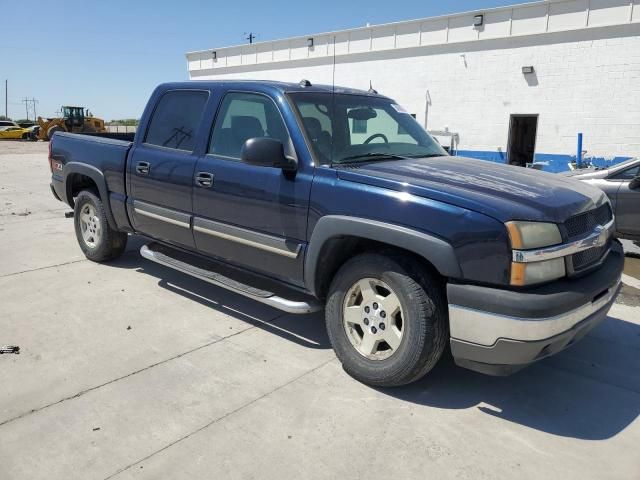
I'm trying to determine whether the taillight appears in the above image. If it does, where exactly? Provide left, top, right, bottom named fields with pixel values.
left=48, top=141, right=53, bottom=172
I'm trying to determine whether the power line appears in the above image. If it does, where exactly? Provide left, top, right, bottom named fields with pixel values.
left=21, top=97, right=39, bottom=120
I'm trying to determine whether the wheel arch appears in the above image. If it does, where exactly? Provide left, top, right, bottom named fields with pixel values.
left=64, top=162, right=117, bottom=230
left=305, top=215, right=462, bottom=299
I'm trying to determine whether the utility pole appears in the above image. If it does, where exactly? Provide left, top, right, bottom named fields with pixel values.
left=21, top=97, right=39, bottom=121
left=4, top=80, right=7, bottom=120
left=31, top=98, right=38, bottom=119
left=245, top=32, right=257, bottom=44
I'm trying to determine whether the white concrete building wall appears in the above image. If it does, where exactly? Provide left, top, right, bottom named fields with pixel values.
left=187, top=0, right=640, bottom=171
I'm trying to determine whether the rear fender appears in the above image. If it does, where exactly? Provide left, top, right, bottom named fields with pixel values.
left=63, top=162, right=117, bottom=230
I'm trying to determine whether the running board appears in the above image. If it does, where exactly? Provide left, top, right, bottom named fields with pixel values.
left=140, top=243, right=322, bottom=314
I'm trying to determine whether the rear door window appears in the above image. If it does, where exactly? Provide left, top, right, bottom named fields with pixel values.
left=145, top=90, right=209, bottom=152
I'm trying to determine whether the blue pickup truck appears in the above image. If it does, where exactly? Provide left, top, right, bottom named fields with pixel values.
left=49, top=80, right=623, bottom=386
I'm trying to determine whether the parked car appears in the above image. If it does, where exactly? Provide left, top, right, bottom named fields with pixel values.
left=0, top=120, right=20, bottom=131
left=26, top=125, right=40, bottom=140
left=48, top=81, right=623, bottom=387
left=565, top=158, right=640, bottom=241
left=0, top=126, right=31, bottom=139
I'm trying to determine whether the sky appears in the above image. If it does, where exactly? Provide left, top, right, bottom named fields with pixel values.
left=1, top=0, right=536, bottom=121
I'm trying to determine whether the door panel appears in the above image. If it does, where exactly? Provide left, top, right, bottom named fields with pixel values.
left=616, top=180, right=640, bottom=237
left=127, top=89, right=210, bottom=247
left=128, top=145, right=197, bottom=247
left=191, top=90, right=311, bottom=285
left=192, top=157, right=311, bottom=285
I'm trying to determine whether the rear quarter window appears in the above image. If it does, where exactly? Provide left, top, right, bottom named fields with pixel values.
left=144, top=90, right=209, bottom=152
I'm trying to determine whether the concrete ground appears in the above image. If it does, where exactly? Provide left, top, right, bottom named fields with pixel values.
left=1, top=141, right=639, bottom=480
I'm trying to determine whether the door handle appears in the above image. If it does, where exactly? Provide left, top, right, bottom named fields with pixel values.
left=136, top=161, right=150, bottom=175
left=195, top=172, right=214, bottom=188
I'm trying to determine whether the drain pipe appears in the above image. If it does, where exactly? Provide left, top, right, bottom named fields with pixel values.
left=576, top=132, right=583, bottom=169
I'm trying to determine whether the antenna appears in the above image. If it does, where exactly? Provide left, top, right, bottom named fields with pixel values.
left=368, top=81, right=377, bottom=94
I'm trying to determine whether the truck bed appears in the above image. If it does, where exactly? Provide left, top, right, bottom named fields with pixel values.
left=51, top=132, right=133, bottom=172
left=50, top=132, right=134, bottom=231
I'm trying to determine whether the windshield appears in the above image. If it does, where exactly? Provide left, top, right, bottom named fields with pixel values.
left=289, top=92, right=447, bottom=164
left=63, top=107, right=84, bottom=118
left=609, top=157, right=639, bottom=170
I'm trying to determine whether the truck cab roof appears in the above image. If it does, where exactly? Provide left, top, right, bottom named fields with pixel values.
left=157, top=80, right=388, bottom=98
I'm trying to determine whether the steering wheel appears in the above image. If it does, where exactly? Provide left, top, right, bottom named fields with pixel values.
left=363, top=133, right=389, bottom=144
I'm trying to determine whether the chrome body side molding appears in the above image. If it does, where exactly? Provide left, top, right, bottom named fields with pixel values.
left=193, top=217, right=301, bottom=259
left=133, top=200, right=191, bottom=229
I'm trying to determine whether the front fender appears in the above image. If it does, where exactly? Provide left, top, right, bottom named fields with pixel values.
left=304, top=215, right=462, bottom=296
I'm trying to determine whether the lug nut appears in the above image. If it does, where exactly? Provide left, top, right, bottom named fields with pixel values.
left=363, top=318, right=369, bottom=325
left=364, top=306, right=370, bottom=314
left=380, top=311, right=386, bottom=318
left=379, top=323, right=385, bottom=330
left=371, top=326, right=378, bottom=334
left=373, top=302, right=378, bottom=309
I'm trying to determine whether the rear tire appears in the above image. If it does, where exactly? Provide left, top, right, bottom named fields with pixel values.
left=74, top=190, right=127, bottom=262
left=325, top=252, right=448, bottom=387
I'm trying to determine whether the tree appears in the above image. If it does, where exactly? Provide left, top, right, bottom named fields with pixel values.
left=0, top=115, right=12, bottom=121
left=107, top=118, right=139, bottom=126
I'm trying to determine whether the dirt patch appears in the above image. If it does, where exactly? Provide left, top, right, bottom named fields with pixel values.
left=616, top=284, right=640, bottom=307
left=624, top=256, right=640, bottom=281
left=0, top=140, right=49, bottom=155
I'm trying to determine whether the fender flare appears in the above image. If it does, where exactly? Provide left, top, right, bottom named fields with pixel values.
left=304, top=215, right=462, bottom=297
left=63, top=162, right=117, bottom=230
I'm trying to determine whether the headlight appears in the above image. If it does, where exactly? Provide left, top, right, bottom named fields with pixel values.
left=506, top=221, right=565, bottom=286
left=505, top=221, right=562, bottom=250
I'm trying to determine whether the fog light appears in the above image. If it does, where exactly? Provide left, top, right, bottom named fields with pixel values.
left=511, top=258, right=565, bottom=286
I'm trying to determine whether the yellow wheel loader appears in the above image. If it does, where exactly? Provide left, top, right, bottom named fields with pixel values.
left=36, top=106, right=107, bottom=141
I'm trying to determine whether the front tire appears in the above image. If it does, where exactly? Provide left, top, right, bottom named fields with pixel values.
left=74, top=190, right=127, bottom=262
left=325, top=253, right=448, bottom=387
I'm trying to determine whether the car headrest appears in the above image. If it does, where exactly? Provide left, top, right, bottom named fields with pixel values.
left=231, top=116, right=264, bottom=141
left=302, top=117, right=322, bottom=140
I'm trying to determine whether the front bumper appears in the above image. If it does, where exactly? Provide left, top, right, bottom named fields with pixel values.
left=448, top=240, right=624, bottom=375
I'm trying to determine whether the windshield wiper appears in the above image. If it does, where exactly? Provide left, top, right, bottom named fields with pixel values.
left=338, top=153, right=410, bottom=163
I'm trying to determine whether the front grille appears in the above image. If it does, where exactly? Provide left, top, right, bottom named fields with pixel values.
left=564, top=203, right=612, bottom=240
left=564, top=203, right=613, bottom=273
left=571, top=243, right=609, bottom=271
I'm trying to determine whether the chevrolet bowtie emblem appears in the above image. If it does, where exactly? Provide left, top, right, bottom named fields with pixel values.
left=594, top=225, right=608, bottom=248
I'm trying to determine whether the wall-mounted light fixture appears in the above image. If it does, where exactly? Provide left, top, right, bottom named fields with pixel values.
left=473, top=14, right=484, bottom=27
left=522, top=66, right=535, bottom=74
left=211, top=50, right=217, bottom=60
left=307, top=37, right=314, bottom=48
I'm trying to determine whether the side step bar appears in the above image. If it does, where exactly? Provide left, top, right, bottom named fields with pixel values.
left=140, top=243, right=322, bottom=314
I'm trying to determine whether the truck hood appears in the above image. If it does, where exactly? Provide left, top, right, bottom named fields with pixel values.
left=335, top=156, right=607, bottom=223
